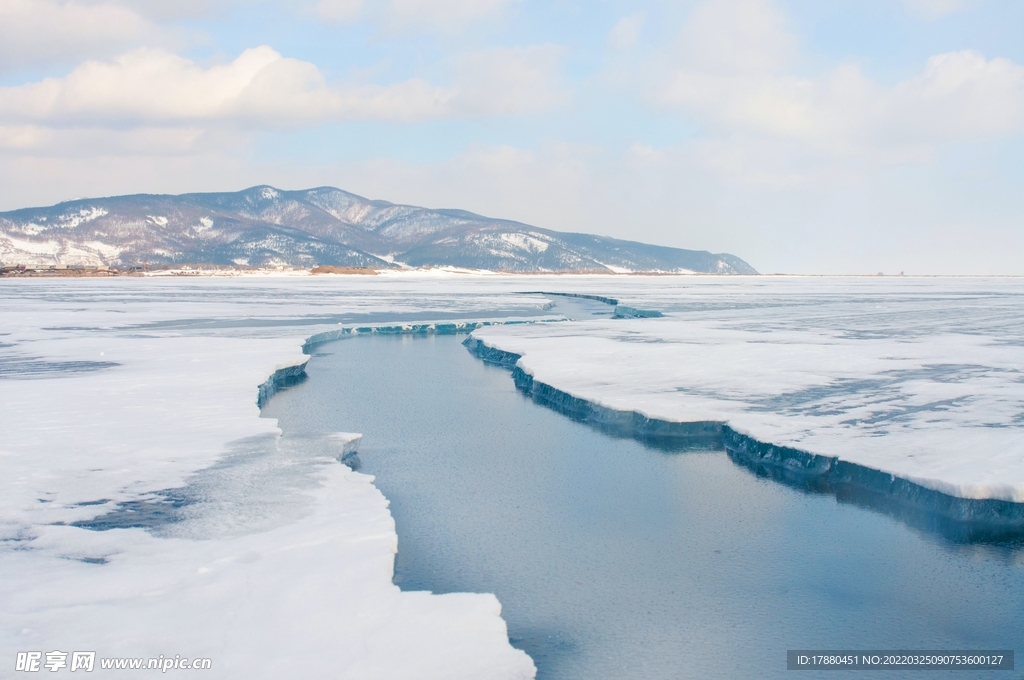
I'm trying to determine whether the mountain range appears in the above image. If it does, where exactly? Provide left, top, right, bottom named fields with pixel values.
left=0, top=186, right=757, bottom=274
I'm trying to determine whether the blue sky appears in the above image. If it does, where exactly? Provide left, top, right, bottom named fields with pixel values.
left=1, top=0, right=1022, bottom=274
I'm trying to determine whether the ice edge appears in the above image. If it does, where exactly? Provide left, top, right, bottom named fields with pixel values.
left=257, top=359, right=309, bottom=409
left=259, top=320, right=560, bottom=409
left=463, top=336, right=1024, bottom=539
left=514, top=290, right=663, bottom=319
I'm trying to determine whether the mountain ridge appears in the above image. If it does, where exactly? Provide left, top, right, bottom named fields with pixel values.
left=0, top=185, right=758, bottom=274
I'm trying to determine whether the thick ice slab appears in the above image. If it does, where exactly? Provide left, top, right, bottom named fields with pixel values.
left=471, top=277, right=1024, bottom=503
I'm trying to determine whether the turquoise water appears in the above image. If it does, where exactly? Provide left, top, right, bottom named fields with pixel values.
left=262, top=333, right=1024, bottom=679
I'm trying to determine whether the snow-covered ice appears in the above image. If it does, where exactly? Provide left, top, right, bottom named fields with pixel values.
left=4, top=273, right=1024, bottom=678
left=0, top=275, right=550, bottom=679
left=471, top=276, right=1024, bottom=502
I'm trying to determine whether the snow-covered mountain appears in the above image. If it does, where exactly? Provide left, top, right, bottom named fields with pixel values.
left=0, top=185, right=758, bottom=273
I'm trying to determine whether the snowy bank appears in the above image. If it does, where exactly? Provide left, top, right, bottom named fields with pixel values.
left=0, top=277, right=544, bottom=679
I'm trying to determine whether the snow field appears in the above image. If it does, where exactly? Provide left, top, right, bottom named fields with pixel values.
left=1, top=276, right=543, bottom=679
left=472, top=277, right=1024, bottom=502
left=4, top=273, right=1024, bottom=680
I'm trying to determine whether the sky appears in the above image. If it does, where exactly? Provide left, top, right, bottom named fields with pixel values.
left=0, top=0, right=1022, bottom=274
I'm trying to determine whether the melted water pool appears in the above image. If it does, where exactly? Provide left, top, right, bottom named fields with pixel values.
left=262, top=333, right=1024, bottom=679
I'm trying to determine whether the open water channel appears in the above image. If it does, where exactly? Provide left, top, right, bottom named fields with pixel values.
left=262, top=318, right=1024, bottom=679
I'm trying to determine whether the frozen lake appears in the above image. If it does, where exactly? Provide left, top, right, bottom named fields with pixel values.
left=263, top=331, right=1024, bottom=680
left=6, top=275, right=1024, bottom=679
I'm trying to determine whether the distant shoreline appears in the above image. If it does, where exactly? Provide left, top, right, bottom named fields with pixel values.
left=3, top=265, right=1023, bottom=278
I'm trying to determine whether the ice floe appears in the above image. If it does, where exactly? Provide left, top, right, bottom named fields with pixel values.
left=472, top=276, right=1024, bottom=503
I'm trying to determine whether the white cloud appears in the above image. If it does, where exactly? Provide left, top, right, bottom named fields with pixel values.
left=903, top=0, right=969, bottom=20
left=453, top=45, right=569, bottom=115
left=312, top=0, right=362, bottom=22
left=656, top=50, right=1024, bottom=150
left=0, top=0, right=160, bottom=71
left=608, top=13, right=644, bottom=50
left=649, top=0, right=1024, bottom=167
left=891, top=50, right=1024, bottom=139
left=276, top=0, right=521, bottom=30
left=386, top=0, right=519, bottom=32
left=0, top=43, right=570, bottom=126
left=115, top=0, right=267, bottom=21
left=623, top=142, right=666, bottom=164
left=0, top=124, right=239, bottom=157
left=0, top=46, right=454, bottom=125
left=678, top=0, right=797, bottom=74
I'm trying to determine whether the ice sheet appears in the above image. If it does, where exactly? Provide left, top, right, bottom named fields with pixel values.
left=4, top=273, right=1023, bottom=679
left=0, top=275, right=549, bottom=679
left=471, top=276, right=1024, bottom=501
